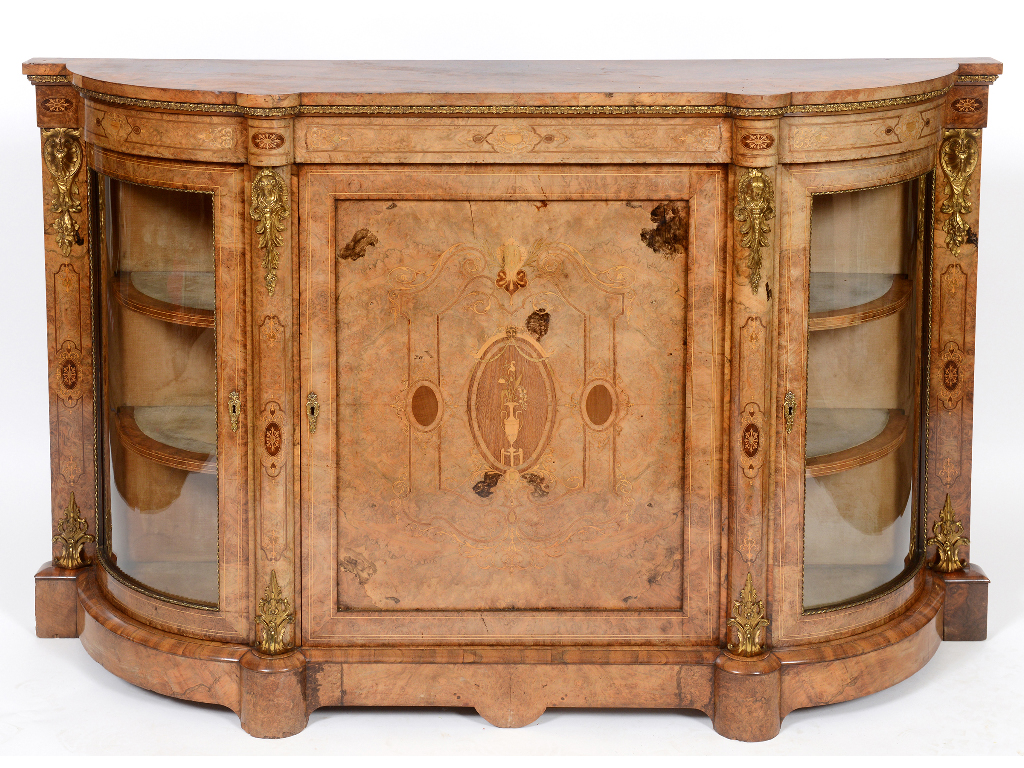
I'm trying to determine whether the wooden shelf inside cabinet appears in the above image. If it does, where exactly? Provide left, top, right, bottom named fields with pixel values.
left=111, top=272, right=215, bottom=328
left=115, top=405, right=217, bottom=474
left=808, top=276, right=911, bottom=332
left=806, top=408, right=908, bottom=477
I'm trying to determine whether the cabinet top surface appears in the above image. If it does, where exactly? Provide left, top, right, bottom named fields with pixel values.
left=24, top=58, right=1001, bottom=110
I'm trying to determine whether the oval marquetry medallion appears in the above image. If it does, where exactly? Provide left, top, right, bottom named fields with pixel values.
left=252, top=131, right=286, bottom=150
left=264, top=422, right=283, bottom=456
left=943, top=359, right=960, bottom=390
left=468, top=333, right=555, bottom=472
left=742, top=423, right=761, bottom=458
left=952, top=97, right=983, bottom=114
left=409, top=381, right=442, bottom=430
left=581, top=380, right=617, bottom=429
left=60, top=359, right=79, bottom=390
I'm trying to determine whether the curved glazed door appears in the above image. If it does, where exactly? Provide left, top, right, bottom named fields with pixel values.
left=92, top=149, right=250, bottom=642
left=300, top=164, right=726, bottom=645
left=774, top=148, right=934, bottom=643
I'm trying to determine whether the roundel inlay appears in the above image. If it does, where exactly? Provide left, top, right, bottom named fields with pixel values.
left=410, top=383, right=441, bottom=429
left=581, top=380, right=617, bottom=429
left=468, top=333, right=555, bottom=472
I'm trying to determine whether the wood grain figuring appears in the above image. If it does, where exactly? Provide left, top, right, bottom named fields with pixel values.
left=24, top=58, right=1000, bottom=111
left=712, top=653, right=782, bottom=741
left=34, top=84, right=80, bottom=129
left=945, top=85, right=990, bottom=129
left=39, top=122, right=98, bottom=576
left=808, top=275, right=911, bottom=331
left=35, top=562, right=82, bottom=638
left=780, top=102, right=942, bottom=163
left=926, top=128, right=981, bottom=566
left=85, top=103, right=246, bottom=162
left=301, top=164, right=724, bottom=643
left=777, top=570, right=942, bottom=715
left=295, top=116, right=729, bottom=164
left=25, top=59, right=997, bottom=740
left=78, top=567, right=245, bottom=711
left=239, top=651, right=308, bottom=737
left=805, top=409, right=908, bottom=477
left=251, top=163, right=299, bottom=649
left=939, top=563, right=988, bottom=641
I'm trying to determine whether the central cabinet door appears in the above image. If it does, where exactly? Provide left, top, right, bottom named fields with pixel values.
left=301, top=165, right=725, bottom=645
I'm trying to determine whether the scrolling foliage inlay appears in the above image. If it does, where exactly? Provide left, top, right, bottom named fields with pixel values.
left=939, top=129, right=980, bottom=258
left=41, top=128, right=83, bottom=258
left=734, top=168, right=775, bottom=294
left=250, top=168, right=290, bottom=295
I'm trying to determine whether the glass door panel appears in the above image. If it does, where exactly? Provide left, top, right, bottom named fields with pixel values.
left=803, top=179, right=926, bottom=609
left=100, top=176, right=218, bottom=606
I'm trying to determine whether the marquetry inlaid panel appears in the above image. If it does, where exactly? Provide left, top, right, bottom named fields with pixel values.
left=332, top=199, right=686, bottom=610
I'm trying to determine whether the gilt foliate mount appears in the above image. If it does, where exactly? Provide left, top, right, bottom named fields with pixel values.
left=927, top=494, right=970, bottom=573
left=41, top=128, right=84, bottom=258
left=255, top=570, right=294, bottom=655
left=250, top=168, right=290, bottom=296
left=727, top=573, right=770, bottom=656
left=939, top=129, right=980, bottom=258
left=52, top=492, right=94, bottom=569
left=735, top=168, right=775, bottom=294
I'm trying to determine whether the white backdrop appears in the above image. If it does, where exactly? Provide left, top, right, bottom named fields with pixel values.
left=1, top=0, right=1021, bottom=757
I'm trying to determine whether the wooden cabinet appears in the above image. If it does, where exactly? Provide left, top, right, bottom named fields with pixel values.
left=26, top=58, right=1000, bottom=740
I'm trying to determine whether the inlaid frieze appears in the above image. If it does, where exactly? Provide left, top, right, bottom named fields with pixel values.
left=780, top=103, right=942, bottom=163
left=85, top=103, right=246, bottom=162
left=296, top=117, right=729, bottom=163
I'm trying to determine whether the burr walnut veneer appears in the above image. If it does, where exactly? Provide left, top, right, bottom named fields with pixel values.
left=25, top=58, right=999, bottom=740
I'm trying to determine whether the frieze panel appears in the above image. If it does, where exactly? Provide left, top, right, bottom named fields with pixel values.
left=296, top=117, right=729, bottom=163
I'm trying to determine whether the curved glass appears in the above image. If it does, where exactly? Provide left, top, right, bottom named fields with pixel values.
left=99, top=176, right=218, bottom=606
left=803, top=178, right=927, bottom=610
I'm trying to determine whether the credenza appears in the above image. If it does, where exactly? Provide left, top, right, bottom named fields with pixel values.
left=25, top=58, right=1000, bottom=739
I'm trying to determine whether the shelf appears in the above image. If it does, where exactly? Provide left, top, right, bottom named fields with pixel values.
left=112, top=272, right=215, bottom=328
left=808, top=275, right=911, bottom=331
left=115, top=405, right=217, bottom=474
left=806, top=408, right=908, bottom=478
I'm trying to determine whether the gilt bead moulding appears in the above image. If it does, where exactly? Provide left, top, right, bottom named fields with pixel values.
left=25, top=57, right=1000, bottom=741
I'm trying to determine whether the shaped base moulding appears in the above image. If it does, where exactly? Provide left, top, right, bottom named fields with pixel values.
left=45, top=565, right=954, bottom=740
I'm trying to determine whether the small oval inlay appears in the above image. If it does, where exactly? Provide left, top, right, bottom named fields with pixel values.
left=43, top=97, right=72, bottom=113
left=952, top=97, right=983, bottom=114
left=410, top=385, right=440, bottom=428
left=943, top=360, right=960, bottom=391
left=60, top=359, right=78, bottom=390
left=252, top=131, right=285, bottom=150
left=742, top=423, right=761, bottom=458
left=585, top=384, right=614, bottom=427
left=741, top=133, right=775, bottom=151
left=264, top=422, right=283, bottom=456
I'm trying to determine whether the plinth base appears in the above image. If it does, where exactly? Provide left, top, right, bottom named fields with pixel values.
left=938, top=563, right=989, bottom=641
left=34, top=565, right=971, bottom=740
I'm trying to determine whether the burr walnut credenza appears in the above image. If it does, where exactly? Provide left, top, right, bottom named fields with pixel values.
left=25, top=58, right=999, bottom=740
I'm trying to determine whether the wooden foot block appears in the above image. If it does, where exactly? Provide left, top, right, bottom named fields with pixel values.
left=239, top=650, right=308, bottom=738
left=35, top=561, right=82, bottom=638
left=712, top=652, right=781, bottom=741
left=939, top=563, right=989, bottom=641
